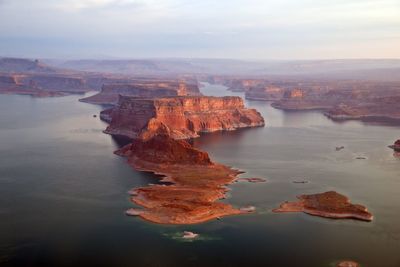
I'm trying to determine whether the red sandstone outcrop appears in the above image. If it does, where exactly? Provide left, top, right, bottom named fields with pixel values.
left=104, top=96, right=265, bottom=139
left=106, top=95, right=265, bottom=224
left=116, top=134, right=245, bottom=224
left=273, top=191, right=373, bottom=221
left=80, top=80, right=200, bottom=105
left=389, top=139, right=400, bottom=151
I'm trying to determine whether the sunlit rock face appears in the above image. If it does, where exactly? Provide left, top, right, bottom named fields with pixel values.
left=104, top=95, right=265, bottom=139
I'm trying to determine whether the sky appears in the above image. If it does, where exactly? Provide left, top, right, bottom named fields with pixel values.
left=0, top=0, right=399, bottom=59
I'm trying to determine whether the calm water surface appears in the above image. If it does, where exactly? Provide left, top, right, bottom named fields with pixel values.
left=0, top=84, right=399, bottom=267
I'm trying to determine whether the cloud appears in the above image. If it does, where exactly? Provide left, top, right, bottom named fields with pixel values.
left=0, top=0, right=399, bottom=59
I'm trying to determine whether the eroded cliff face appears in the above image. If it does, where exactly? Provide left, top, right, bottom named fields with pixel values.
left=79, top=80, right=199, bottom=105
left=105, top=96, right=265, bottom=139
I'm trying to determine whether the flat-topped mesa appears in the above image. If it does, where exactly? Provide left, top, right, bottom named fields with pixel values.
left=104, top=95, right=265, bottom=139
left=273, top=191, right=373, bottom=222
left=0, top=57, right=55, bottom=73
left=79, top=80, right=201, bottom=105
left=245, top=85, right=285, bottom=101
left=325, top=96, right=400, bottom=123
left=21, top=74, right=88, bottom=93
left=116, top=134, right=244, bottom=224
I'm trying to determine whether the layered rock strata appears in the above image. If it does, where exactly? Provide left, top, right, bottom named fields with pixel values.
left=273, top=191, right=373, bottom=221
left=105, top=96, right=265, bottom=139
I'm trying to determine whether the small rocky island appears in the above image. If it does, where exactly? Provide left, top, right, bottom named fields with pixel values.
left=389, top=139, right=400, bottom=151
left=273, top=191, right=373, bottom=221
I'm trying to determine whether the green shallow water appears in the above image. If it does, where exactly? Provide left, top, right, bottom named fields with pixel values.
left=0, top=84, right=399, bottom=267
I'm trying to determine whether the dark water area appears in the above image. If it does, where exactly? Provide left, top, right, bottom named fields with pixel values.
left=0, top=85, right=400, bottom=267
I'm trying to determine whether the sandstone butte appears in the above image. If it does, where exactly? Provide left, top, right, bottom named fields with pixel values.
left=273, top=191, right=373, bottom=222
left=104, top=95, right=265, bottom=139
left=105, top=95, right=265, bottom=224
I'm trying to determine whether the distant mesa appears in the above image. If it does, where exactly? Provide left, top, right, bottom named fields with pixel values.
left=273, top=191, right=373, bottom=222
left=0, top=57, right=56, bottom=73
left=206, top=76, right=400, bottom=124
left=79, top=80, right=201, bottom=105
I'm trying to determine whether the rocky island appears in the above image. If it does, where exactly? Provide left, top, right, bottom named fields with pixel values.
left=273, top=191, right=373, bottom=221
left=389, top=139, right=400, bottom=152
left=103, top=95, right=265, bottom=224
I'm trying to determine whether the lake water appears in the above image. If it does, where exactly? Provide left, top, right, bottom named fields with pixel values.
left=0, top=83, right=399, bottom=267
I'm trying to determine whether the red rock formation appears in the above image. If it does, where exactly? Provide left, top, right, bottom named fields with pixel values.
left=273, top=191, right=373, bottom=221
left=0, top=73, right=66, bottom=97
left=389, top=139, right=400, bottom=151
left=20, top=74, right=89, bottom=93
left=325, top=97, right=400, bottom=123
left=105, top=95, right=265, bottom=224
left=105, top=96, right=265, bottom=139
left=245, top=86, right=285, bottom=100
left=80, top=80, right=199, bottom=105
left=116, top=134, right=245, bottom=224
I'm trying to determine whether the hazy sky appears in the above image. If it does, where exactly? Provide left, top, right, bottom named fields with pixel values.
left=0, top=0, right=399, bottom=59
